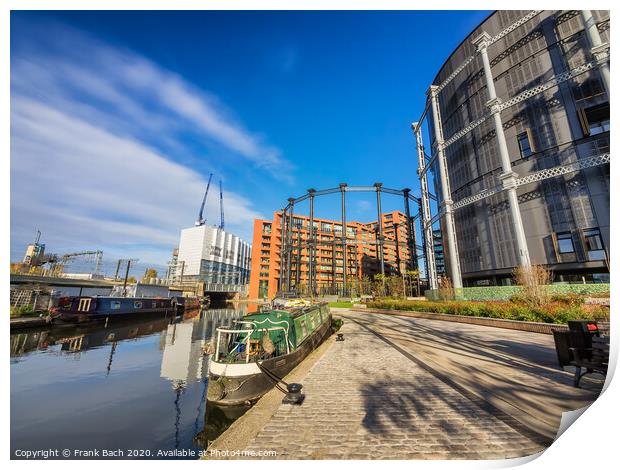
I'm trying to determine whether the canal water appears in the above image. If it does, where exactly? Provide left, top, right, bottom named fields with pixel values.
left=10, top=305, right=253, bottom=459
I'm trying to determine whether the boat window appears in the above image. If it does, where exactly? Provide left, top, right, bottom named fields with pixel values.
left=152, top=301, right=157, bottom=308
left=111, top=301, right=121, bottom=310
left=134, top=301, right=142, bottom=309
left=300, top=320, right=308, bottom=338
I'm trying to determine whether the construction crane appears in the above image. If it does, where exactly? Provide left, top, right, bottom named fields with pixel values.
left=219, top=179, right=225, bottom=230
left=196, top=173, right=213, bottom=226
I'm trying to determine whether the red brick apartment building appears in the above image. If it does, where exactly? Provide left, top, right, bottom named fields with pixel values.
left=249, top=211, right=416, bottom=299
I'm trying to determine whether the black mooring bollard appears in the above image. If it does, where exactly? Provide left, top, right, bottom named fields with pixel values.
left=282, top=383, right=305, bottom=405
left=336, top=333, right=344, bottom=341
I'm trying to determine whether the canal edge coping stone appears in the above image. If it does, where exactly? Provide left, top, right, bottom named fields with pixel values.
left=204, top=325, right=340, bottom=458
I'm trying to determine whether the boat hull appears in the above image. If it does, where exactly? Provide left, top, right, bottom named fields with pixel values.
left=207, top=312, right=332, bottom=406
left=52, top=296, right=176, bottom=323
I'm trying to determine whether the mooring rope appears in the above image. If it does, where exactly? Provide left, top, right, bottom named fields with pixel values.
left=255, top=359, right=289, bottom=394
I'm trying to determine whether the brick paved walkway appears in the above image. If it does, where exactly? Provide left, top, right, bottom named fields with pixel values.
left=243, top=313, right=586, bottom=459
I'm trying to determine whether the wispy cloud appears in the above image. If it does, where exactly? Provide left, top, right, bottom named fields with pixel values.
left=11, top=20, right=287, bottom=266
left=11, top=96, right=262, bottom=265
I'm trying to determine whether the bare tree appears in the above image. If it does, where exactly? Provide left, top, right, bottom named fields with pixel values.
left=437, top=276, right=455, bottom=301
left=512, top=265, right=552, bottom=307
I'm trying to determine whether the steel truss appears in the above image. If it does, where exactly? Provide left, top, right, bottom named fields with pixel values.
left=435, top=10, right=543, bottom=94
left=452, top=153, right=610, bottom=211
left=442, top=59, right=602, bottom=150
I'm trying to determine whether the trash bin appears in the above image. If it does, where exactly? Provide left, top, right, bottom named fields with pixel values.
left=552, top=329, right=573, bottom=367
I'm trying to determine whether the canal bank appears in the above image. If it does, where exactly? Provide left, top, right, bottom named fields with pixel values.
left=207, top=309, right=603, bottom=459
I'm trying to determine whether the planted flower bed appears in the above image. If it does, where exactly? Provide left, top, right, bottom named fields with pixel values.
left=366, top=298, right=609, bottom=325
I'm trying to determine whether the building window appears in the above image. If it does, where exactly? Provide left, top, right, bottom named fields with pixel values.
left=578, top=102, right=610, bottom=136
left=517, top=131, right=534, bottom=158
left=556, top=232, right=575, bottom=254
left=583, top=228, right=606, bottom=261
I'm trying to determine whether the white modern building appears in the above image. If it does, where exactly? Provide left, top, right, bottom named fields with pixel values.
left=174, top=225, right=251, bottom=286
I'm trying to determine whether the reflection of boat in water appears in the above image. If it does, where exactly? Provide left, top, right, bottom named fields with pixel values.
left=207, top=300, right=332, bottom=406
left=194, top=402, right=251, bottom=449
left=175, top=296, right=208, bottom=313
left=10, top=315, right=173, bottom=357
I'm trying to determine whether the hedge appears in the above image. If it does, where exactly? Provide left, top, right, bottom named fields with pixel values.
left=367, top=299, right=609, bottom=325
left=425, top=283, right=610, bottom=302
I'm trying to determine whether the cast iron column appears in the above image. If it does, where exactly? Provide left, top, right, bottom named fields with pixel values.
left=308, top=189, right=316, bottom=296
left=473, top=32, right=531, bottom=268
left=393, top=222, right=401, bottom=275
left=286, top=198, right=295, bottom=291
left=403, top=189, right=415, bottom=272
left=413, top=122, right=438, bottom=290
left=296, top=229, right=301, bottom=289
left=340, top=183, right=348, bottom=296
left=581, top=10, right=610, bottom=96
left=427, top=86, right=463, bottom=289
left=331, top=240, right=336, bottom=294
left=374, top=183, right=385, bottom=277
left=278, top=207, right=287, bottom=292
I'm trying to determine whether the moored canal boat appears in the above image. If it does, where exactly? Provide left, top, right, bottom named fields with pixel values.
left=207, top=300, right=332, bottom=406
left=51, top=295, right=175, bottom=322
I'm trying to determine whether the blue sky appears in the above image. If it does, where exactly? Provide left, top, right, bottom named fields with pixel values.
left=10, top=10, right=490, bottom=275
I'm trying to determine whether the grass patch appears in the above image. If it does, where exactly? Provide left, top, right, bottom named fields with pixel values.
left=328, top=301, right=353, bottom=308
left=367, top=298, right=609, bottom=325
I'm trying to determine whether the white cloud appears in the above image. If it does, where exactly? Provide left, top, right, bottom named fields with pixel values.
left=11, top=27, right=294, bottom=180
left=11, top=93, right=262, bottom=266
left=10, top=21, right=295, bottom=265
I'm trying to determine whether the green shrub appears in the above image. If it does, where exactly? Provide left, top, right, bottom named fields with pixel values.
left=366, top=298, right=609, bottom=325
left=331, top=318, right=344, bottom=332
left=550, top=293, right=585, bottom=307
left=425, top=283, right=609, bottom=302
left=10, top=305, right=36, bottom=317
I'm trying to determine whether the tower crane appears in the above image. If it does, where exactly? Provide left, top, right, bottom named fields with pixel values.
left=195, top=173, right=213, bottom=226
left=219, top=179, right=225, bottom=230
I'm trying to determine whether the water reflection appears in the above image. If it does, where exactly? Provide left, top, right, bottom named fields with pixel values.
left=10, top=305, right=251, bottom=459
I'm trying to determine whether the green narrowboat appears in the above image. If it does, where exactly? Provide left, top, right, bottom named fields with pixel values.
left=207, top=300, right=332, bottom=406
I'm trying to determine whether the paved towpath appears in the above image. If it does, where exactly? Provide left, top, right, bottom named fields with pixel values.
left=237, top=310, right=603, bottom=459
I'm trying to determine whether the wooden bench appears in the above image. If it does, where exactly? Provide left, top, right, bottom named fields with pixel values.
left=570, top=335, right=609, bottom=387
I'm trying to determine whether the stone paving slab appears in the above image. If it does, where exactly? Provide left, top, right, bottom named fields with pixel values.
left=343, top=311, right=603, bottom=437
left=244, top=317, right=553, bottom=459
